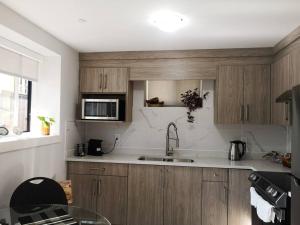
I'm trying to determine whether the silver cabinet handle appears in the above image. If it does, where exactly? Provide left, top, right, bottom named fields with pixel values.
left=105, top=74, right=108, bottom=89
left=222, top=185, right=228, bottom=205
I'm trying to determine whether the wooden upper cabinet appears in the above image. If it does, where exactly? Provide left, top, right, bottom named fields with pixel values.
left=80, top=68, right=102, bottom=93
left=164, top=167, right=202, bottom=225
left=271, top=55, right=291, bottom=125
left=127, top=165, right=164, bottom=225
left=80, top=67, right=128, bottom=93
left=102, top=68, right=128, bottom=93
left=290, top=48, right=300, bottom=87
left=244, top=65, right=271, bottom=124
left=228, top=169, right=252, bottom=225
left=202, top=181, right=228, bottom=225
left=216, top=65, right=271, bottom=124
left=216, top=65, right=244, bottom=124
left=97, top=176, right=127, bottom=225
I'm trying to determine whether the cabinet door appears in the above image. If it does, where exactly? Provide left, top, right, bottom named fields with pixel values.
left=216, top=65, right=244, bottom=124
left=271, top=55, right=290, bottom=125
left=80, top=68, right=103, bottom=93
left=164, top=166, right=202, bottom=225
left=69, top=174, right=98, bottom=215
left=102, top=68, right=128, bottom=93
left=228, top=170, right=251, bottom=225
left=202, top=182, right=227, bottom=225
left=127, top=165, right=164, bottom=225
left=244, top=65, right=271, bottom=124
left=97, top=176, right=127, bottom=225
left=290, top=48, right=300, bottom=87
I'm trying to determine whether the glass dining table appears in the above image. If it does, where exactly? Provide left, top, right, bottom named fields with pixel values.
left=0, top=204, right=110, bottom=225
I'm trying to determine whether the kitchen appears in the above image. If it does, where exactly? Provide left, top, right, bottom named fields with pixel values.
left=0, top=1, right=299, bottom=225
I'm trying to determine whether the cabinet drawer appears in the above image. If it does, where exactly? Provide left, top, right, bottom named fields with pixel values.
left=68, top=162, right=128, bottom=177
left=202, top=168, right=228, bottom=182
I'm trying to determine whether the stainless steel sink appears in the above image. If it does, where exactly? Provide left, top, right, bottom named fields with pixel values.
left=138, top=156, right=194, bottom=163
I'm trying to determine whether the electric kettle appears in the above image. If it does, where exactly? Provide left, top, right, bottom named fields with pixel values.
left=228, top=140, right=246, bottom=161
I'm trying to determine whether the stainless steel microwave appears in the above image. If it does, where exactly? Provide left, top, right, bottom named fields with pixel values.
left=82, top=99, right=119, bottom=120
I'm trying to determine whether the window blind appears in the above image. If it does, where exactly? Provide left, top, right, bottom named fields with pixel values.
left=0, top=46, right=39, bottom=81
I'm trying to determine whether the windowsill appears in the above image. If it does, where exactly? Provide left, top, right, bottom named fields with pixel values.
left=0, top=133, right=61, bottom=154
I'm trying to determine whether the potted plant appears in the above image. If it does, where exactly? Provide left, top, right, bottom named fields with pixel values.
left=181, top=88, right=209, bottom=123
left=38, top=116, right=55, bottom=135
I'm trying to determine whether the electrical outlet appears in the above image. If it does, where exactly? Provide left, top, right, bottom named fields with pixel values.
left=114, top=134, right=120, bottom=144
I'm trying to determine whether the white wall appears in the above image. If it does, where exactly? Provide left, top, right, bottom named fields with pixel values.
left=0, top=3, right=78, bottom=207
left=81, top=81, right=287, bottom=158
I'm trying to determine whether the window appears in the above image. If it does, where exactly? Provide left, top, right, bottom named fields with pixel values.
left=0, top=72, right=32, bottom=133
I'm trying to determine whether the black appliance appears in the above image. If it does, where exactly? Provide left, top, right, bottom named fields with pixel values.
left=249, top=171, right=291, bottom=225
left=291, top=85, right=300, bottom=225
left=275, top=85, right=300, bottom=225
left=87, top=139, right=103, bottom=156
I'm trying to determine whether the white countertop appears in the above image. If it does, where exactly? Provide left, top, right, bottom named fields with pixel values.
left=66, top=154, right=291, bottom=173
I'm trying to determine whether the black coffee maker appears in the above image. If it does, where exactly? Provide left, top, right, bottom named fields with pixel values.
left=88, top=139, right=103, bottom=156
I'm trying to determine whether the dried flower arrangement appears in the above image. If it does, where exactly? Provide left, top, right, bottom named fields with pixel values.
left=180, top=88, right=209, bottom=123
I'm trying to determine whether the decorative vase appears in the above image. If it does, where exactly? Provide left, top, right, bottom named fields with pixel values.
left=41, top=126, right=50, bottom=135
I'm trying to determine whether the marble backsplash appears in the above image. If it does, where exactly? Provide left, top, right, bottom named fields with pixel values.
left=73, top=81, right=288, bottom=159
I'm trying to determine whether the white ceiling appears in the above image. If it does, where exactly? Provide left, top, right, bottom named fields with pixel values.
left=1, top=0, right=300, bottom=52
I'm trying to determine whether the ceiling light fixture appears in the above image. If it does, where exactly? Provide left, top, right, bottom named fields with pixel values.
left=149, top=10, right=188, bottom=32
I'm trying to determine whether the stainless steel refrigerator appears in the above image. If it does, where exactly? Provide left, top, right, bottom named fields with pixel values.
left=291, top=85, right=300, bottom=225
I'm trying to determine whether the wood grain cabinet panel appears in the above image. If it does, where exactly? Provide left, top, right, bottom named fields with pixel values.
left=97, top=176, right=127, bottom=225
left=80, top=68, right=103, bottom=93
left=271, top=55, right=291, bottom=125
left=216, top=66, right=244, bottom=124
left=290, top=48, right=300, bottom=87
left=80, top=67, right=128, bottom=93
left=228, top=169, right=252, bottom=225
left=127, top=165, right=164, bottom=225
left=164, top=166, right=202, bottom=225
left=244, top=65, right=271, bottom=124
left=68, top=162, right=128, bottom=176
left=202, top=181, right=228, bottom=225
left=203, top=168, right=228, bottom=182
left=102, top=68, right=128, bottom=93
left=69, top=174, right=98, bottom=215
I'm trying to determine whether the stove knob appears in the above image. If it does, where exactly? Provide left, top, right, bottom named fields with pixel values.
left=250, top=174, right=258, bottom=181
left=266, top=186, right=273, bottom=193
left=271, top=190, right=278, bottom=198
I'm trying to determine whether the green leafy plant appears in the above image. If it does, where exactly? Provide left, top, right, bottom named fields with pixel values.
left=37, top=116, right=55, bottom=128
left=181, top=88, right=209, bottom=123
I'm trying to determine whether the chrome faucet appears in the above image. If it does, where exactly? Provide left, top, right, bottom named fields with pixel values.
left=166, top=122, right=179, bottom=156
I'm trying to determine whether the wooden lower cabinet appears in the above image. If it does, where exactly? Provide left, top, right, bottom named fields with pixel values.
left=127, top=165, right=164, bottom=225
left=164, top=166, right=202, bottom=225
left=69, top=174, right=97, bottom=214
left=68, top=163, right=128, bottom=225
left=202, top=181, right=228, bottom=225
left=96, top=176, right=127, bottom=225
left=69, top=163, right=252, bottom=225
left=228, top=169, right=252, bottom=225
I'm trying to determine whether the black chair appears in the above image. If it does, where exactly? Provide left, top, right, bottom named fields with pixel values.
left=10, top=177, right=68, bottom=208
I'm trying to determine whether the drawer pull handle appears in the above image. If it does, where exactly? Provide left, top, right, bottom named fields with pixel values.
left=213, top=173, right=218, bottom=177
left=89, top=168, right=106, bottom=172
